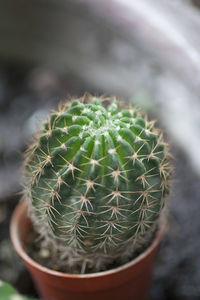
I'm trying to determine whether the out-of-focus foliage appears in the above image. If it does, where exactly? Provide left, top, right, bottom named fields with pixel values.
left=0, top=280, right=37, bottom=300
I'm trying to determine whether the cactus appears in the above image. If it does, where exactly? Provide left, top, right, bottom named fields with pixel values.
left=24, top=95, right=171, bottom=273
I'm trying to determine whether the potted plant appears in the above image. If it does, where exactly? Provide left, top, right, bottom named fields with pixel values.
left=10, top=95, right=171, bottom=300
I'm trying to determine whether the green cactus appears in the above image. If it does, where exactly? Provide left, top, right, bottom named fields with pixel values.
left=24, top=95, right=171, bottom=273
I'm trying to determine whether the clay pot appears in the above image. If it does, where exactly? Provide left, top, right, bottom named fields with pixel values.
left=10, top=200, right=165, bottom=300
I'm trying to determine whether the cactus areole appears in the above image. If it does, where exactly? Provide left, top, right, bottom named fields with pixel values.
left=24, top=96, right=171, bottom=273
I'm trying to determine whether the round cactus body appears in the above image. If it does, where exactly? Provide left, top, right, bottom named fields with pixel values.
left=24, top=96, right=171, bottom=273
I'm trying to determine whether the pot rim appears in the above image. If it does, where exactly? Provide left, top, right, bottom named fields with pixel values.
left=10, top=199, right=166, bottom=279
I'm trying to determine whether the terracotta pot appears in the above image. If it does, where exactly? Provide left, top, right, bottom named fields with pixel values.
left=10, top=200, right=165, bottom=300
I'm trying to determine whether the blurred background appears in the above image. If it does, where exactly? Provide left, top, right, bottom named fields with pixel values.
left=0, top=0, right=200, bottom=299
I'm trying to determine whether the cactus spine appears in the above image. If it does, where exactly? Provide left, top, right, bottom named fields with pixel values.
left=24, top=95, right=171, bottom=273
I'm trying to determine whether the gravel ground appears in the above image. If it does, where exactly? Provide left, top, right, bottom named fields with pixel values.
left=0, top=64, right=200, bottom=300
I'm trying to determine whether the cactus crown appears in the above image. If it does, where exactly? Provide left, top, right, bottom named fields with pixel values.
left=24, top=95, right=171, bottom=273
